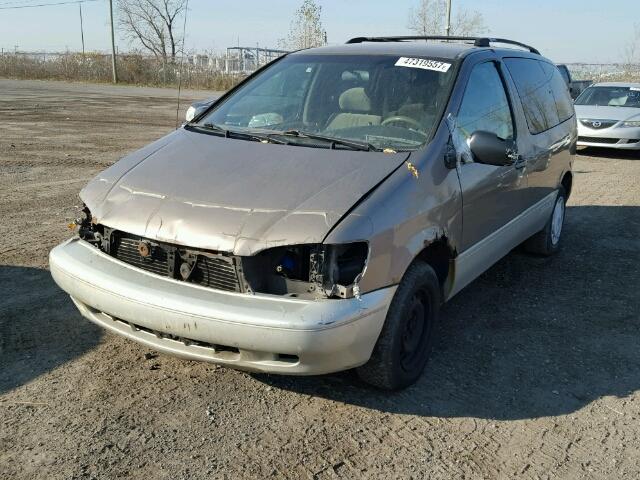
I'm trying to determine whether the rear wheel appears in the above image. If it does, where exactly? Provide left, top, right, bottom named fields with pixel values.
left=357, top=261, right=440, bottom=390
left=523, top=186, right=567, bottom=256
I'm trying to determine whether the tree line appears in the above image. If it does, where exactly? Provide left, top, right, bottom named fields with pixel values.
left=96, top=1, right=640, bottom=69
left=116, top=0, right=488, bottom=62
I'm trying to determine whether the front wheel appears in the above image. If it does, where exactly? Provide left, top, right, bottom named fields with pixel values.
left=523, top=186, right=567, bottom=256
left=357, top=261, right=441, bottom=390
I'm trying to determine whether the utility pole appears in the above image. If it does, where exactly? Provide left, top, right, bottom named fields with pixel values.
left=79, top=3, right=85, bottom=55
left=108, top=0, right=118, bottom=83
left=445, top=0, right=452, bottom=37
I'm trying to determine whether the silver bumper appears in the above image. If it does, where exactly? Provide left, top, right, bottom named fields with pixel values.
left=49, top=238, right=395, bottom=375
left=577, top=125, right=640, bottom=150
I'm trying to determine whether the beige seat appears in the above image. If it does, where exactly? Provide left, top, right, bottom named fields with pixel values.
left=326, top=87, right=381, bottom=130
left=609, top=96, right=627, bottom=106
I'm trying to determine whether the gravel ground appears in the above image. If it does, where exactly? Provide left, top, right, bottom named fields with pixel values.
left=1, top=78, right=639, bottom=480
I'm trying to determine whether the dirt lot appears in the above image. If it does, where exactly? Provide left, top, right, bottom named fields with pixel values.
left=1, top=78, right=639, bottom=480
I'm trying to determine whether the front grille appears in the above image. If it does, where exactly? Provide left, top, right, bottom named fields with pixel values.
left=191, top=255, right=242, bottom=292
left=107, top=229, right=244, bottom=293
left=578, top=136, right=619, bottom=144
left=114, top=236, right=170, bottom=276
left=579, top=119, right=617, bottom=130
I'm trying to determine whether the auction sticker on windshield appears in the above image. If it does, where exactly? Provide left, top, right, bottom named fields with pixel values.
left=395, top=57, right=451, bottom=73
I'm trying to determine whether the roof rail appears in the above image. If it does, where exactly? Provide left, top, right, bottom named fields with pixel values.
left=346, top=36, right=540, bottom=55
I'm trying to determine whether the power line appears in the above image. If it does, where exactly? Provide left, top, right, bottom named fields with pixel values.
left=0, top=0, right=97, bottom=6
left=0, top=0, right=52, bottom=6
left=0, top=0, right=100, bottom=10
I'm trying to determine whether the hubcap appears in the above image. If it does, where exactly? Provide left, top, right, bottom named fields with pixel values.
left=551, top=196, right=565, bottom=245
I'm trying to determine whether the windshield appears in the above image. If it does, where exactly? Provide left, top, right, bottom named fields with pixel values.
left=575, top=86, right=640, bottom=108
left=196, top=54, right=457, bottom=151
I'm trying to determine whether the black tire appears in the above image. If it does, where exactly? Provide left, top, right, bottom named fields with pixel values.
left=357, top=261, right=441, bottom=390
left=523, top=186, right=567, bottom=256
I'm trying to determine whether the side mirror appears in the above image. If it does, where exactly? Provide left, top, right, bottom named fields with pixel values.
left=468, top=130, right=511, bottom=166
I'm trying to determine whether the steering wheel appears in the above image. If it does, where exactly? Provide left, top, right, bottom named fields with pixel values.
left=381, top=115, right=424, bottom=133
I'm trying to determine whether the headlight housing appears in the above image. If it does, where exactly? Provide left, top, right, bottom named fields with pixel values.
left=242, top=242, right=369, bottom=299
left=75, top=204, right=103, bottom=245
left=620, top=120, right=640, bottom=128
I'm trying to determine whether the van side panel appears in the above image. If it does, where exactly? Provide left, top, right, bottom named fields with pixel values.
left=501, top=56, right=576, bottom=208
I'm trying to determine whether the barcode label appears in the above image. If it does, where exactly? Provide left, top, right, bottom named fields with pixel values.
left=395, top=57, right=451, bottom=73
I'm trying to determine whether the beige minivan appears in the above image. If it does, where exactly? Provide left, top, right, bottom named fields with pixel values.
left=50, top=36, right=576, bottom=389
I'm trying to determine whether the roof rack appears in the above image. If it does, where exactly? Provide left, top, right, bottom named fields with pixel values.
left=346, top=36, right=540, bottom=55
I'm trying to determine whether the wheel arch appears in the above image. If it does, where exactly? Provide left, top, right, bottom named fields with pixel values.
left=414, top=235, right=457, bottom=300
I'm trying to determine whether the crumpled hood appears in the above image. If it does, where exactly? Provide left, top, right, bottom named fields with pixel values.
left=81, top=128, right=408, bottom=255
left=575, top=105, right=640, bottom=122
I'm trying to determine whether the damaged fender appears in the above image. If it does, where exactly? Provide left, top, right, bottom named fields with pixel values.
left=325, top=124, right=463, bottom=297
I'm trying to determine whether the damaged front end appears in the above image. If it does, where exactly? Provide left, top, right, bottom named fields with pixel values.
left=75, top=206, right=368, bottom=300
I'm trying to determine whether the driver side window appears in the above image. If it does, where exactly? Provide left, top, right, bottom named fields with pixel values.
left=457, top=62, right=514, bottom=141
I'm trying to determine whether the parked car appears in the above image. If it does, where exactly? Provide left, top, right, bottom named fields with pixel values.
left=50, top=36, right=576, bottom=390
left=556, top=64, right=592, bottom=99
left=574, top=82, right=640, bottom=150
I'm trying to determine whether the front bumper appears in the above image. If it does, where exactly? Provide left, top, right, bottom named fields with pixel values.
left=577, top=124, right=640, bottom=150
left=49, top=238, right=395, bottom=375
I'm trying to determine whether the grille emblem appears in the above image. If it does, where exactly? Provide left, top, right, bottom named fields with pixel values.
left=592, top=121, right=601, bottom=128
left=137, top=241, right=152, bottom=258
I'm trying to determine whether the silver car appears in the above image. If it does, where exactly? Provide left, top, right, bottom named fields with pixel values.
left=575, top=82, right=640, bottom=150
left=50, top=36, right=576, bottom=389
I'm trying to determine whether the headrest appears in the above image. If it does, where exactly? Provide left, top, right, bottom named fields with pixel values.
left=338, top=87, right=371, bottom=112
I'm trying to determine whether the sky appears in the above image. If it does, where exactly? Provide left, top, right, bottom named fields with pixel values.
left=0, top=0, right=637, bottom=63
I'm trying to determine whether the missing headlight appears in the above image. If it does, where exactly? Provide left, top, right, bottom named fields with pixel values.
left=242, top=242, right=368, bottom=299
left=76, top=205, right=103, bottom=246
left=318, top=243, right=369, bottom=299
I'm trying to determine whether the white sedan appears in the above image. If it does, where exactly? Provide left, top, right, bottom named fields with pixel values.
left=575, top=82, right=640, bottom=150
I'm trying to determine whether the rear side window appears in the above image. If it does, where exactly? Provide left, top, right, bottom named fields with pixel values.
left=541, top=62, right=574, bottom=123
left=504, top=58, right=560, bottom=134
left=456, top=62, right=514, bottom=141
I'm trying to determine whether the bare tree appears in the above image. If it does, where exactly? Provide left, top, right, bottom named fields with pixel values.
left=117, top=0, right=187, bottom=62
left=408, top=0, right=486, bottom=37
left=280, top=0, right=327, bottom=50
left=407, top=0, right=447, bottom=37
left=450, top=9, right=486, bottom=36
left=623, top=23, right=640, bottom=66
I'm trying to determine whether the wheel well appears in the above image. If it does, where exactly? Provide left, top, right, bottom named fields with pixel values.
left=416, top=238, right=455, bottom=288
left=561, top=172, right=573, bottom=199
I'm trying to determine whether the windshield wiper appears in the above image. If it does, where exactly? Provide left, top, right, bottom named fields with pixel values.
left=275, top=130, right=382, bottom=152
left=200, top=122, right=227, bottom=134
left=191, top=123, right=289, bottom=145
left=190, top=124, right=386, bottom=150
